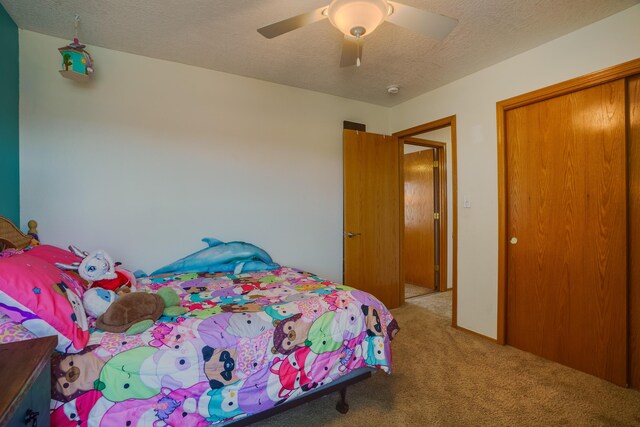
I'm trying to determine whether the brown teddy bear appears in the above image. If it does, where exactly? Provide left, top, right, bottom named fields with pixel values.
left=51, top=345, right=105, bottom=402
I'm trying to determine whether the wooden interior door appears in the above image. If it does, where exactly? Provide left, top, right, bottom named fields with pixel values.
left=344, top=129, right=400, bottom=309
left=404, top=149, right=435, bottom=289
left=505, top=79, right=627, bottom=385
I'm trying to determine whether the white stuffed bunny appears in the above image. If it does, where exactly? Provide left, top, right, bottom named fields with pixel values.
left=56, top=245, right=136, bottom=293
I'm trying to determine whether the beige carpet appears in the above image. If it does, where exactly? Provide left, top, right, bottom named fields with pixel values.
left=409, top=290, right=452, bottom=319
left=258, top=292, right=640, bottom=426
left=405, top=283, right=435, bottom=299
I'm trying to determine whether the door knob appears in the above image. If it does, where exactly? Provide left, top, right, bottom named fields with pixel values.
left=345, top=232, right=361, bottom=238
left=510, top=237, right=518, bottom=245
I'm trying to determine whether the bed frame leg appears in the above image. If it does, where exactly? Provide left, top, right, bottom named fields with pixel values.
left=336, top=387, right=349, bottom=414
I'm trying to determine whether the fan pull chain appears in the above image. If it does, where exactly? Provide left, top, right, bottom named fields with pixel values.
left=356, top=36, right=361, bottom=67
left=74, top=14, right=80, bottom=42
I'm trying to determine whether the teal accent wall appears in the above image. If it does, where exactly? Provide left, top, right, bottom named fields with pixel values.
left=0, top=5, right=19, bottom=225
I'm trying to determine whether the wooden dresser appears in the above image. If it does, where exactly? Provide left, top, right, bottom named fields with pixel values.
left=0, top=336, right=57, bottom=427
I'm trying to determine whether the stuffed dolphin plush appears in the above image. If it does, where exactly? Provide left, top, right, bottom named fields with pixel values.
left=151, top=238, right=279, bottom=276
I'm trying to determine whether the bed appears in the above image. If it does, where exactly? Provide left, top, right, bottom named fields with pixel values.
left=0, top=219, right=399, bottom=426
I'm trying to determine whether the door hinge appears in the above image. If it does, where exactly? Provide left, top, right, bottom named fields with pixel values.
left=433, top=212, right=440, bottom=220
left=434, top=264, right=440, bottom=272
left=433, top=160, right=439, bottom=168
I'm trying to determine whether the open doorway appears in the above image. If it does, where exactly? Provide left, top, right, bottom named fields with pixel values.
left=403, top=140, right=445, bottom=299
left=394, top=117, right=457, bottom=325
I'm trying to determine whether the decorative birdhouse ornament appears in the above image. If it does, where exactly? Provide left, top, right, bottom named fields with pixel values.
left=59, top=15, right=94, bottom=81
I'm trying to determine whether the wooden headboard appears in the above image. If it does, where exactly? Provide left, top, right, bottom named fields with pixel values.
left=0, top=217, right=39, bottom=251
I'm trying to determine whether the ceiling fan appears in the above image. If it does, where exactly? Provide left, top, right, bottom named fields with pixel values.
left=257, top=0, right=458, bottom=67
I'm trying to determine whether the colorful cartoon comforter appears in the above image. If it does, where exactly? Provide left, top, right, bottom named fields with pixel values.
left=50, top=267, right=399, bottom=426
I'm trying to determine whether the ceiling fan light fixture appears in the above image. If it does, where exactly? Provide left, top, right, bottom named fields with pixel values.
left=327, top=0, right=389, bottom=38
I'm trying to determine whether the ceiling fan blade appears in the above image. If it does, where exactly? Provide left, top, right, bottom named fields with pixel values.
left=340, top=36, right=362, bottom=67
left=387, top=1, right=458, bottom=40
left=257, top=7, right=328, bottom=39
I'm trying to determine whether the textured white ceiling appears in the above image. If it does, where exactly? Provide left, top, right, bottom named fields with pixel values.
left=2, top=0, right=638, bottom=106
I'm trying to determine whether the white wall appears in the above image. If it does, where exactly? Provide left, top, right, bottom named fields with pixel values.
left=19, top=30, right=389, bottom=281
left=390, top=4, right=640, bottom=338
left=403, top=145, right=432, bottom=154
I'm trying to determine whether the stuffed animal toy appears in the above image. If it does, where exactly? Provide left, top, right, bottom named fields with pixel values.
left=151, top=237, right=280, bottom=276
left=82, top=288, right=119, bottom=318
left=56, top=245, right=136, bottom=293
left=96, top=288, right=187, bottom=335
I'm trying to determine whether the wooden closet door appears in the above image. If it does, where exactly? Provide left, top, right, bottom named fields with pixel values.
left=629, top=74, right=640, bottom=389
left=404, top=149, right=435, bottom=289
left=506, top=79, right=627, bottom=385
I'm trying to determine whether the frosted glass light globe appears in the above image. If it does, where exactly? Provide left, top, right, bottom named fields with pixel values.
left=327, top=0, right=390, bottom=37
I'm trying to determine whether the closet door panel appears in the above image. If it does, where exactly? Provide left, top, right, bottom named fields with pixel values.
left=629, top=74, right=640, bottom=389
left=506, top=79, right=627, bottom=385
